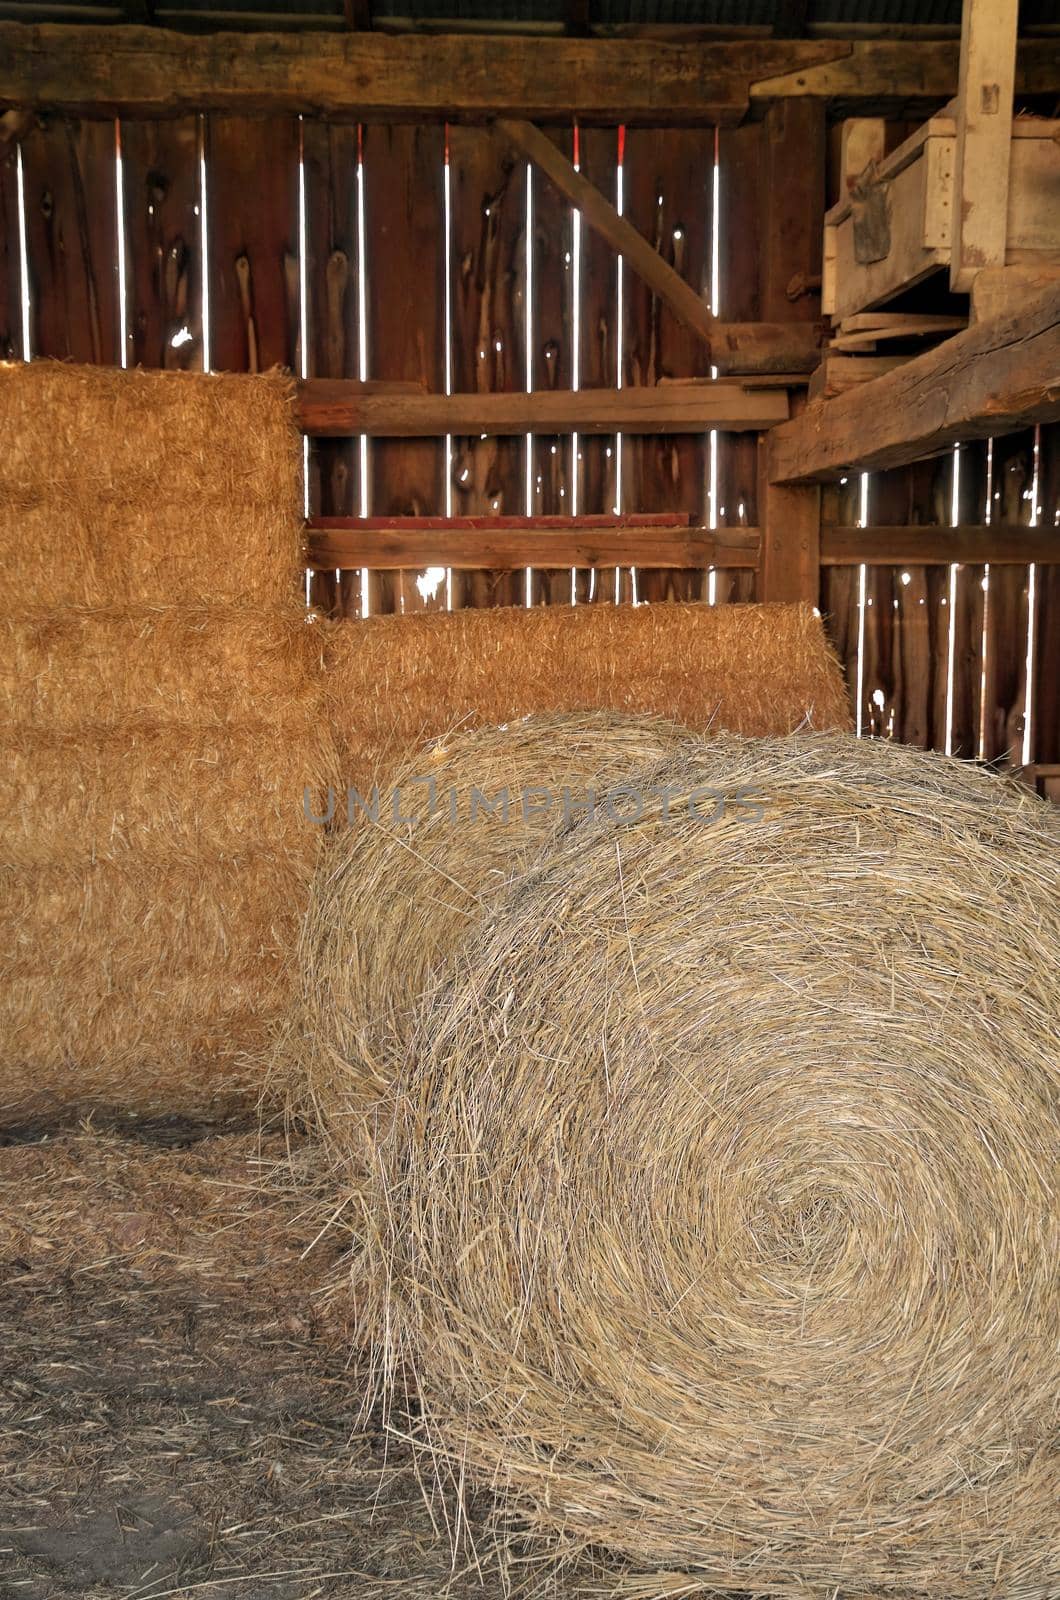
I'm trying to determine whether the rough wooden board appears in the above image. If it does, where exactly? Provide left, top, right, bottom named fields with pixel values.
left=769, top=284, right=1060, bottom=482
left=951, top=0, right=1018, bottom=292
left=574, top=125, right=625, bottom=603
left=0, top=134, right=22, bottom=359
left=758, top=102, right=825, bottom=606
left=982, top=429, right=1036, bottom=766
left=821, top=524, right=1059, bottom=565
left=714, top=119, right=762, bottom=603
left=307, top=524, right=758, bottom=571
left=865, top=457, right=951, bottom=752
left=296, top=380, right=787, bottom=435
left=205, top=114, right=299, bottom=374
left=119, top=116, right=202, bottom=372
left=1033, top=422, right=1060, bottom=765
left=527, top=126, right=573, bottom=604
left=620, top=126, right=715, bottom=603
left=302, top=118, right=362, bottom=617
left=362, top=122, right=446, bottom=615
left=19, top=113, right=118, bottom=363
left=448, top=123, right=525, bottom=609
left=0, top=26, right=881, bottom=123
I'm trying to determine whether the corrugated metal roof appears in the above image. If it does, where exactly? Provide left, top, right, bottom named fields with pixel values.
left=1, top=0, right=1056, bottom=29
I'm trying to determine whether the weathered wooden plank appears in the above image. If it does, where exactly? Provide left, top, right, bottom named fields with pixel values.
left=0, top=26, right=887, bottom=124
left=9, top=28, right=1057, bottom=122
left=819, top=562, right=860, bottom=719
left=20, top=114, right=118, bottom=363
left=294, top=378, right=788, bottom=436
left=362, top=122, right=446, bottom=614
left=982, top=429, right=1035, bottom=766
left=119, top=116, right=202, bottom=372
left=503, top=115, right=708, bottom=353
left=0, top=132, right=22, bottom=359
left=821, top=523, right=1060, bottom=565
left=1032, top=422, right=1060, bottom=765
left=714, top=119, right=761, bottom=603
left=950, top=0, right=1018, bottom=292
left=528, top=126, right=573, bottom=604
left=621, top=125, right=714, bottom=603
left=863, top=457, right=951, bottom=752
left=302, top=117, right=362, bottom=617
left=948, top=438, right=989, bottom=760
left=758, top=100, right=825, bottom=606
left=205, top=114, right=299, bottom=374
left=307, top=522, right=758, bottom=571
left=760, top=99, right=825, bottom=325
left=759, top=467, right=820, bottom=606
left=769, top=284, right=1060, bottom=482
left=574, top=124, right=625, bottom=603
left=448, top=123, right=524, bottom=609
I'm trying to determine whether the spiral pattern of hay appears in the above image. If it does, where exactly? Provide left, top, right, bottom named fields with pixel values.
left=294, top=712, right=690, bottom=1141
left=379, top=734, right=1060, bottom=1597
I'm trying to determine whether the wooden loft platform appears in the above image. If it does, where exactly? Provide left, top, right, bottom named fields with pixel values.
left=768, top=281, right=1060, bottom=484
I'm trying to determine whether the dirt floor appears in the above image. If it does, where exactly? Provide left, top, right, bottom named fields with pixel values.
left=0, top=1119, right=589, bottom=1600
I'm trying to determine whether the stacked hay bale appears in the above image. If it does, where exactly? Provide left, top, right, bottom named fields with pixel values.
left=368, top=733, right=1059, bottom=1597
left=0, top=362, right=332, bottom=1120
left=324, top=600, right=851, bottom=798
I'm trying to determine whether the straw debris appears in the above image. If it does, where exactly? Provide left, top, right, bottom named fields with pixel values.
left=379, top=732, right=1060, bottom=1597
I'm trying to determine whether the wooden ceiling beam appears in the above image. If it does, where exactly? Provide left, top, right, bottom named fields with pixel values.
left=295, top=380, right=790, bottom=436
left=1, top=25, right=1056, bottom=123
left=768, top=284, right=1060, bottom=483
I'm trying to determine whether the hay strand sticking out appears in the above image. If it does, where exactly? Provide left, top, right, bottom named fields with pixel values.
left=323, top=602, right=852, bottom=798
left=378, top=733, right=1060, bottom=1598
left=294, top=712, right=692, bottom=1140
left=0, top=362, right=304, bottom=608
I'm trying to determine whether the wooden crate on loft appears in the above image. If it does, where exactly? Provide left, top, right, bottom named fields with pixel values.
left=823, top=113, right=1060, bottom=321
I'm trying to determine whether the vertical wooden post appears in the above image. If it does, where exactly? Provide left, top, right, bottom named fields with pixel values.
left=759, top=99, right=825, bottom=605
left=760, top=432, right=821, bottom=605
left=950, top=0, right=1018, bottom=293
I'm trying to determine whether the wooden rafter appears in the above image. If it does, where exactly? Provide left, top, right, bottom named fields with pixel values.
left=768, top=285, right=1060, bottom=483
left=1, top=25, right=1057, bottom=124
left=295, top=380, right=790, bottom=436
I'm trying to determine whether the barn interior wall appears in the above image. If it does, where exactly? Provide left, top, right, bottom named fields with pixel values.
left=0, top=105, right=1055, bottom=769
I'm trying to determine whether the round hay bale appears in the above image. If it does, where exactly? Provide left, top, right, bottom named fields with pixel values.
left=379, top=732, right=1060, bottom=1597
left=294, top=710, right=690, bottom=1141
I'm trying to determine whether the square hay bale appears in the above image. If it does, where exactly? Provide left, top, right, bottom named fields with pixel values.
left=324, top=601, right=852, bottom=793
left=0, top=717, right=333, bottom=868
left=0, top=362, right=304, bottom=608
left=2, top=852, right=306, bottom=985
left=0, top=609, right=327, bottom=725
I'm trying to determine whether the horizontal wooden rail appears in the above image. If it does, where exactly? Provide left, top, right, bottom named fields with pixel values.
left=306, top=519, right=759, bottom=570
left=822, top=524, right=1060, bottom=566
left=295, top=381, right=789, bottom=436
left=304, top=517, right=1060, bottom=572
left=9, top=27, right=1057, bottom=123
